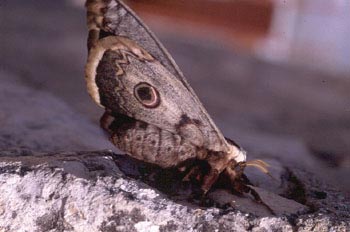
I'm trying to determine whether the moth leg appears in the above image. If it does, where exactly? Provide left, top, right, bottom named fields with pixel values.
left=200, top=152, right=234, bottom=194
left=181, top=163, right=219, bottom=195
left=224, top=162, right=251, bottom=194
left=182, top=165, right=201, bottom=182
left=225, top=165, right=275, bottom=215
left=100, top=110, right=114, bottom=134
left=201, top=168, right=220, bottom=194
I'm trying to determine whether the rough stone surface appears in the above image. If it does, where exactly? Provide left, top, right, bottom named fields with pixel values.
left=0, top=151, right=349, bottom=232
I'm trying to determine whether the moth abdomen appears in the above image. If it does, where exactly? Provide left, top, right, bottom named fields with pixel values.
left=108, top=115, right=199, bottom=168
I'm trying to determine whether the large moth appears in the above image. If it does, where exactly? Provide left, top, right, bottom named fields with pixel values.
left=85, top=0, right=268, bottom=194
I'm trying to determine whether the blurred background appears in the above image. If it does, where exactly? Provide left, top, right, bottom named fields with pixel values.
left=0, top=0, right=349, bottom=193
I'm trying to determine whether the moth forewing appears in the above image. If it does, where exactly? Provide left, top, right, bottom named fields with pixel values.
left=85, top=36, right=154, bottom=106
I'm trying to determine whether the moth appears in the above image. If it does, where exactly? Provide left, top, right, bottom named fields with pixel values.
left=84, top=0, right=268, bottom=195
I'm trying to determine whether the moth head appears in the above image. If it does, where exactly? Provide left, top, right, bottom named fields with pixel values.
left=225, top=138, right=246, bottom=164
left=227, top=143, right=247, bottom=164
left=134, top=82, right=160, bottom=108
left=227, top=143, right=270, bottom=179
left=226, top=139, right=269, bottom=175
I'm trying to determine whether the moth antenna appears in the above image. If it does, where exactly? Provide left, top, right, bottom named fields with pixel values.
left=245, top=160, right=275, bottom=180
left=247, top=159, right=270, bottom=168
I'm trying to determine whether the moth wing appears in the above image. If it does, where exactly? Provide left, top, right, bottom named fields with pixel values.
left=89, top=0, right=198, bottom=97
left=86, top=0, right=231, bottom=153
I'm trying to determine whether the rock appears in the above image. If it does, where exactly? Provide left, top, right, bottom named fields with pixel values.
left=0, top=151, right=349, bottom=232
left=248, top=186, right=308, bottom=216
left=0, top=74, right=113, bottom=152
left=208, top=188, right=308, bottom=217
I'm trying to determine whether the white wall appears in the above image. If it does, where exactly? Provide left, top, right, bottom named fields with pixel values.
left=257, top=0, right=350, bottom=76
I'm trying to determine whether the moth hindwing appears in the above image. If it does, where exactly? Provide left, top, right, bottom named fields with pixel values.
left=84, top=0, right=257, bottom=194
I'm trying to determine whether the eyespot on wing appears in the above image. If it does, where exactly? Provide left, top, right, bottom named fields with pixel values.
left=134, top=82, right=160, bottom=108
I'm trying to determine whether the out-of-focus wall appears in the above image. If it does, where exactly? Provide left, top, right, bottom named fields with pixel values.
left=127, top=0, right=273, bottom=50
left=127, top=0, right=350, bottom=76
left=257, top=0, right=350, bottom=76
left=71, top=0, right=350, bottom=75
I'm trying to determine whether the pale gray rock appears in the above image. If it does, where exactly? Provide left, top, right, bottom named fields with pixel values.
left=208, top=188, right=308, bottom=217
left=0, top=73, right=113, bottom=152
left=0, top=151, right=349, bottom=232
